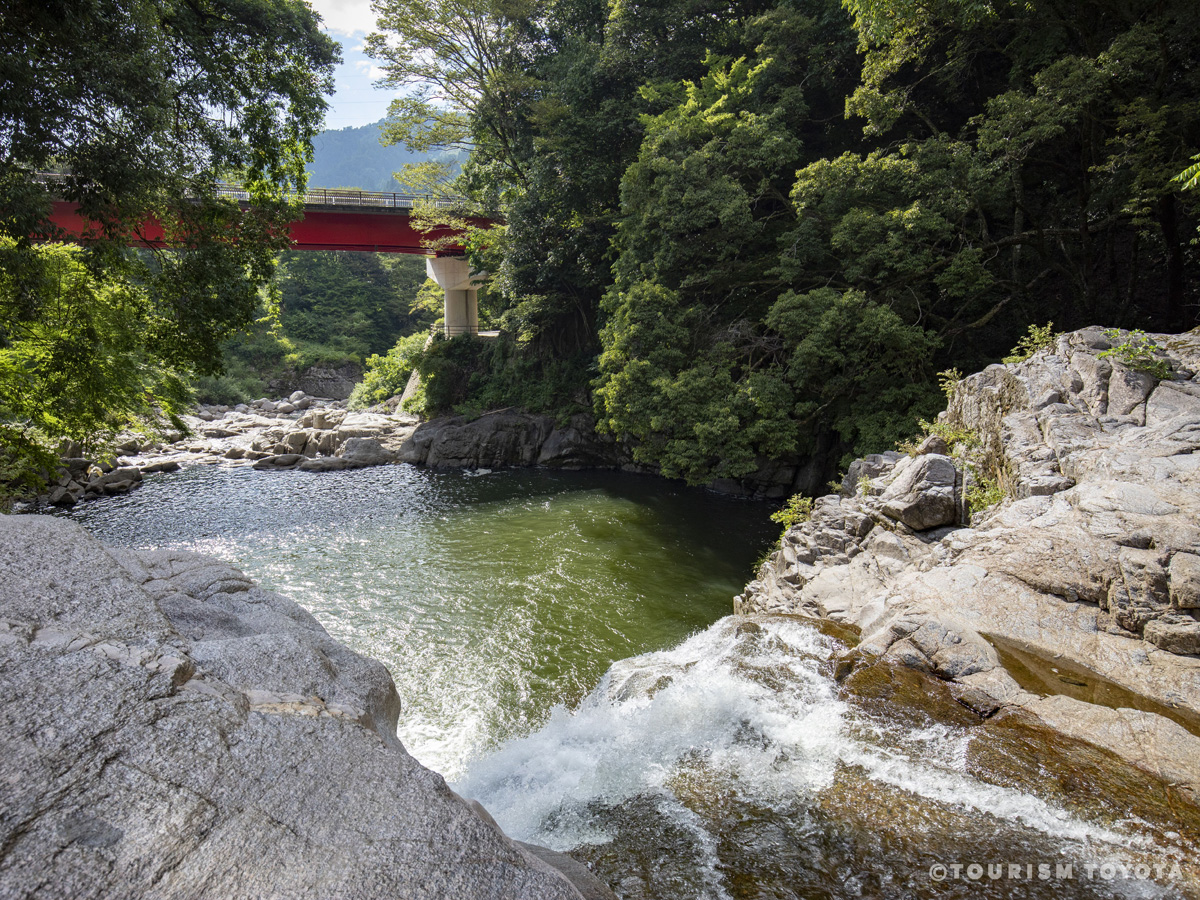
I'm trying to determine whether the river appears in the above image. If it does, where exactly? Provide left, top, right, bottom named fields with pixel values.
left=58, top=464, right=1196, bottom=899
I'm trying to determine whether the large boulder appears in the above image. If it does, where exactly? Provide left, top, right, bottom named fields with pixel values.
left=400, top=412, right=556, bottom=468
left=0, top=515, right=594, bottom=900
left=338, top=437, right=397, bottom=466
left=879, top=454, right=959, bottom=530
left=268, top=363, right=362, bottom=401
left=537, top=414, right=621, bottom=470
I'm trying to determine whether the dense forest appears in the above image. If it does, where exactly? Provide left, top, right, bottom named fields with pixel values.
left=0, top=0, right=340, bottom=486
left=372, top=0, right=1200, bottom=483
left=191, top=251, right=435, bottom=405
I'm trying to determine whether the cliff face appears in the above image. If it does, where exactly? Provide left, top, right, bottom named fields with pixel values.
left=737, top=327, right=1200, bottom=801
left=0, top=515, right=602, bottom=900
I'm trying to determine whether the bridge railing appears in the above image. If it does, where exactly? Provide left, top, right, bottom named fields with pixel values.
left=33, top=173, right=460, bottom=211
left=214, top=185, right=460, bottom=210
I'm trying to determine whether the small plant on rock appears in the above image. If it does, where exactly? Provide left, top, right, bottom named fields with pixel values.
left=965, top=474, right=1005, bottom=516
left=1003, top=322, right=1057, bottom=364
left=937, top=368, right=963, bottom=401
left=898, top=419, right=979, bottom=456
left=1098, top=329, right=1172, bottom=380
left=770, top=494, right=813, bottom=536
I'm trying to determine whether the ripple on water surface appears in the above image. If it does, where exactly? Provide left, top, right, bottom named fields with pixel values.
left=58, top=463, right=777, bottom=777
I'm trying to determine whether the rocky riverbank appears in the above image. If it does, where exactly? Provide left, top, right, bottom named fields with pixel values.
left=38, top=388, right=824, bottom=508
left=37, top=398, right=634, bottom=509
left=737, top=326, right=1200, bottom=801
left=0, top=513, right=613, bottom=900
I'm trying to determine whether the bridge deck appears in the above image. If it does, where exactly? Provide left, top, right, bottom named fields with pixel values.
left=40, top=177, right=482, bottom=254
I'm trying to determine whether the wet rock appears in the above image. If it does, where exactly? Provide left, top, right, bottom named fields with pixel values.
left=297, top=457, right=360, bottom=472
left=86, top=466, right=143, bottom=495
left=402, top=412, right=555, bottom=468
left=252, top=453, right=304, bottom=470
left=1023, top=694, right=1200, bottom=801
left=48, top=486, right=76, bottom=507
left=537, top=414, right=621, bottom=469
left=515, top=843, right=616, bottom=900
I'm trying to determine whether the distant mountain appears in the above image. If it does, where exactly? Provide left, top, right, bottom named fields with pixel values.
left=305, top=120, right=462, bottom=193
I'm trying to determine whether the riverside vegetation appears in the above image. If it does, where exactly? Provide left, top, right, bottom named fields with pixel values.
left=5, top=0, right=1198, bottom=501
left=358, top=0, right=1200, bottom=491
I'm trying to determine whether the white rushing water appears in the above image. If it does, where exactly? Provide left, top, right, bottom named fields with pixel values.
left=456, top=616, right=1182, bottom=899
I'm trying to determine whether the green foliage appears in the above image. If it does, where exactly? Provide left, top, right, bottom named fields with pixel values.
left=965, top=473, right=1005, bottom=516
left=0, top=424, right=58, bottom=503
left=1175, top=154, right=1200, bottom=191
left=938, top=368, right=963, bottom=401
left=3, top=0, right=340, bottom=371
left=371, top=0, right=1200, bottom=491
left=188, top=253, right=434, bottom=406
left=277, top=252, right=432, bottom=359
left=1098, top=329, right=1173, bottom=380
left=407, top=334, right=593, bottom=418
left=366, top=0, right=534, bottom=192
left=1, top=0, right=338, bottom=486
left=898, top=419, right=979, bottom=455
left=0, top=241, right=190, bottom=455
left=768, top=289, right=944, bottom=461
left=349, top=332, right=431, bottom=409
left=190, top=373, right=263, bottom=408
left=1003, top=323, right=1057, bottom=365
left=770, top=494, right=814, bottom=534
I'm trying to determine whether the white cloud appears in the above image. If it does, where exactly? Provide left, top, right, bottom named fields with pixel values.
left=307, top=0, right=377, bottom=37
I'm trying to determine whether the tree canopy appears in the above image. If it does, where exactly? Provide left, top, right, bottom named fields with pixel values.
left=0, top=0, right=339, bottom=468
left=370, top=0, right=1200, bottom=488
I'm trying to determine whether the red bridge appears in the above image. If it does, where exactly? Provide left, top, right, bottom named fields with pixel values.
left=42, top=180, right=493, bottom=335
left=46, top=185, right=488, bottom=255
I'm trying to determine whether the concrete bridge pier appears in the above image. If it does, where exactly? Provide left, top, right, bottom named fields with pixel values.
left=426, top=256, right=486, bottom=336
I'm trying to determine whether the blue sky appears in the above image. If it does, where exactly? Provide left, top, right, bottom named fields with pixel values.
left=308, top=0, right=400, bottom=131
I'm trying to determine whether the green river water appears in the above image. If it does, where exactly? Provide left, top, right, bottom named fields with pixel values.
left=57, top=463, right=1199, bottom=900
left=59, top=463, right=776, bottom=777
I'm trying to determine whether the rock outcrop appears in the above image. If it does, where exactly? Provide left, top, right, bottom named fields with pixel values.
left=267, top=363, right=363, bottom=401
left=737, top=327, right=1200, bottom=800
left=0, top=514, right=607, bottom=900
left=399, top=411, right=622, bottom=470
left=105, top=405, right=627, bottom=479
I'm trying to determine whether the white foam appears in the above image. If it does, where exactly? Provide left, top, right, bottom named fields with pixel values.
left=454, top=617, right=848, bottom=848
left=456, top=614, right=1152, bottom=862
